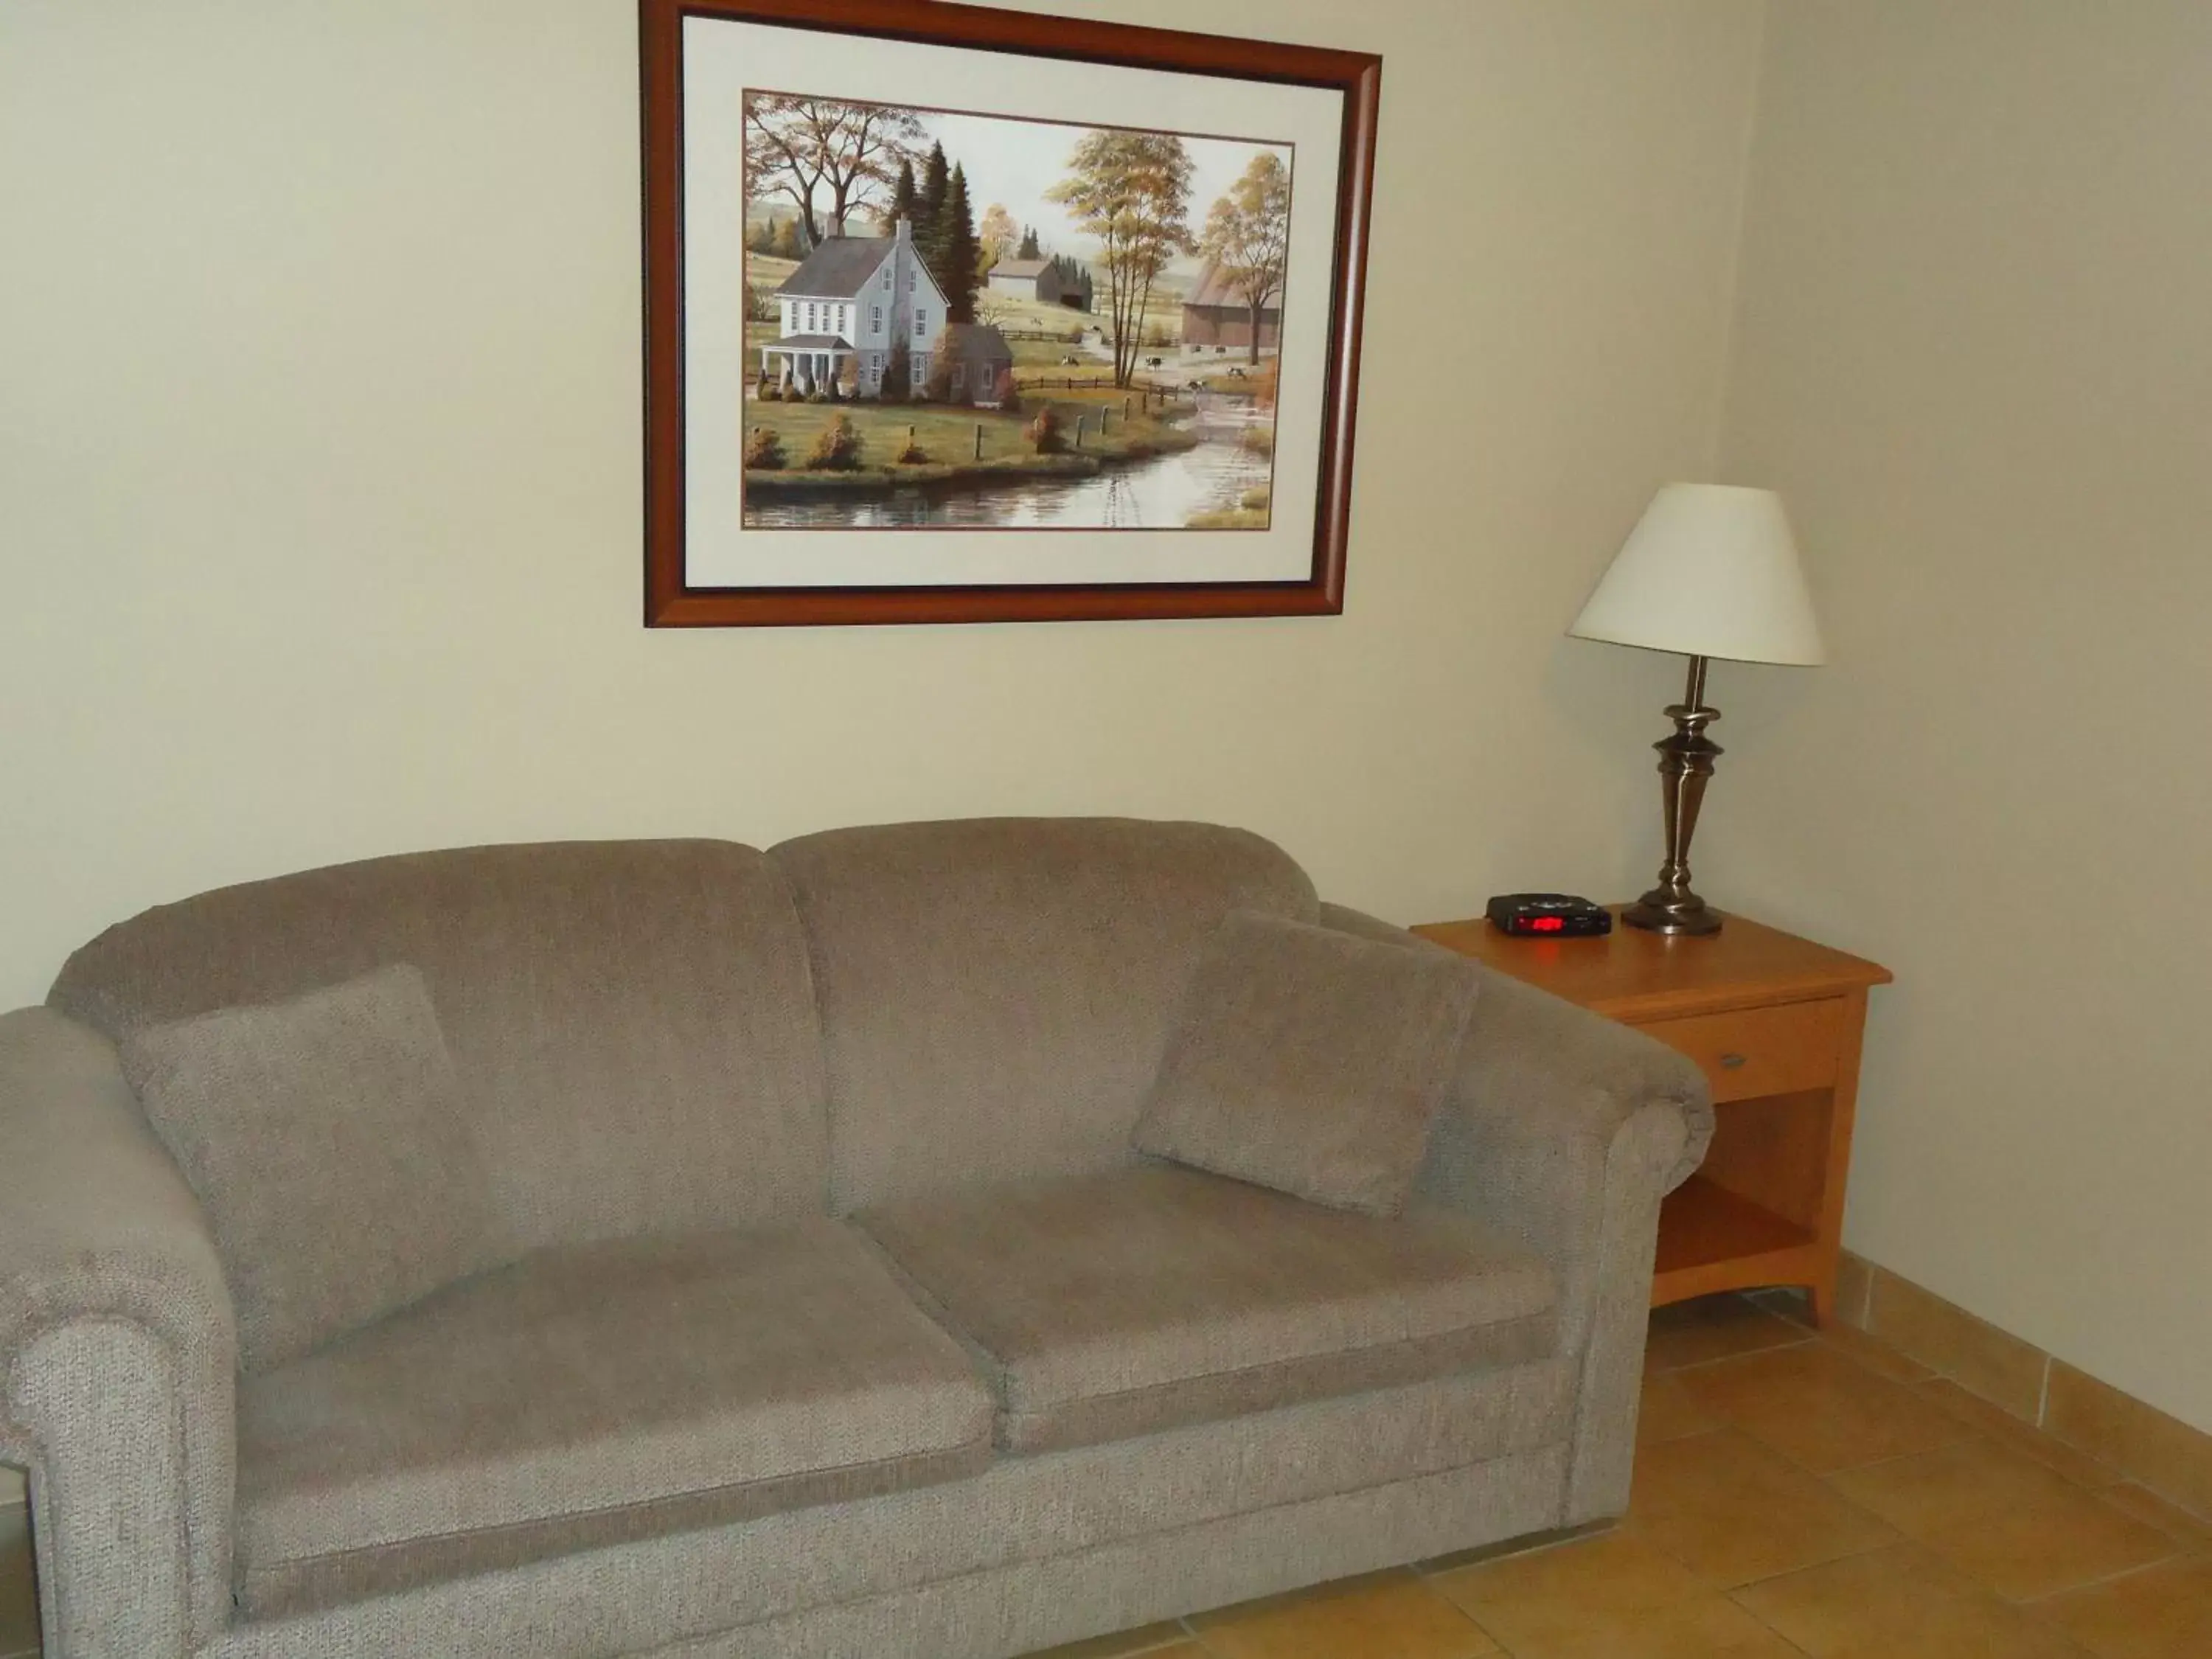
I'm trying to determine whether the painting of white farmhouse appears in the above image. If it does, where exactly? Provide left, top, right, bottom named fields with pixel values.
left=740, top=94, right=1293, bottom=532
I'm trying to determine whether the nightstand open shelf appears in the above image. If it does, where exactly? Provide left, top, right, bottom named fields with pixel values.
left=1415, top=908, right=1889, bottom=1326
left=1655, top=1174, right=1818, bottom=1301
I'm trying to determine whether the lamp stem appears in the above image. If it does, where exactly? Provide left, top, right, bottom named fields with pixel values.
left=1683, top=652, right=1708, bottom=713
left=1623, top=653, right=1725, bottom=936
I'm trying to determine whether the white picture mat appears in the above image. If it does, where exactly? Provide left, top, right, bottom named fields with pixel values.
left=680, top=15, right=1346, bottom=588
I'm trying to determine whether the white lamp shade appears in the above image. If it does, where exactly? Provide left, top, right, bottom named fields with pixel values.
left=1570, top=484, right=1826, bottom=666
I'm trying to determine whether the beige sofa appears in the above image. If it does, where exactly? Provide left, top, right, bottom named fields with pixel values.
left=0, top=818, right=1710, bottom=1658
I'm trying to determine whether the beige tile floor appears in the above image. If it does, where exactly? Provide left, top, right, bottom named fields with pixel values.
left=4, top=1293, right=2207, bottom=1658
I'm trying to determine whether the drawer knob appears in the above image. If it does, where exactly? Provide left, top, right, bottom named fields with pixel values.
left=1719, top=1052, right=1748, bottom=1069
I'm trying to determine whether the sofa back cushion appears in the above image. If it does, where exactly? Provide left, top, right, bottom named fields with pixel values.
left=52, top=840, right=827, bottom=1251
left=768, top=818, right=1318, bottom=1211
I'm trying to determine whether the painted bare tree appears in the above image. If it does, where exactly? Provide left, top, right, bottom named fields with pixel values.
left=1197, top=152, right=1293, bottom=365
left=745, top=96, right=927, bottom=249
left=1048, top=131, right=1193, bottom=387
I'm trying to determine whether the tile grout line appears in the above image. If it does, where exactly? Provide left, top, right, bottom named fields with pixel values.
left=1707, top=1531, right=2112, bottom=1658
left=1903, top=1368, right=2141, bottom=1490
left=1646, top=1332, right=1820, bottom=1376
left=1452, top=1600, right=1510, bottom=1658
left=1805, top=1382, right=2122, bottom=1493
left=1848, top=1256, right=2212, bottom=1517
left=2014, top=1541, right=2194, bottom=1610
left=1652, top=1314, right=2211, bottom=1647
left=1723, top=1593, right=1820, bottom=1659
left=1482, top=1509, right=1840, bottom=1659
left=1642, top=1327, right=2184, bottom=1597
left=1829, top=1318, right=2132, bottom=1486
left=1665, top=1333, right=2025, bottom=1492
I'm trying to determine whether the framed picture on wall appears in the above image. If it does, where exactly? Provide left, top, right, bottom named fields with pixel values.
left=641, top=0, right=1381, bottom=626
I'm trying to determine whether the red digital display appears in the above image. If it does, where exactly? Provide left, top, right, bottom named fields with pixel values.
left=1528, top=916, right=1565, bottom=933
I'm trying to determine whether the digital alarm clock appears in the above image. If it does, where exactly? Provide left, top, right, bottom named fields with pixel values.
left=1485, top=893, right=1614, bottom=938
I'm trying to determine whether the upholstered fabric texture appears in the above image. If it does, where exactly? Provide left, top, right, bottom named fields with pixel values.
left=50, top=838, right=829, bottom=1250
left=858, top=1164, right=1557, bottom=1455
left=0, top=1006, right=237, bottom=1647
left=204, top=1390, right=1570, bottom=1659
left=1133, top=910, right=1482, bottom=1216
left=116, top=964, right=501, bottom=1375
left=614, top=1455, right=1568, bottom=1659
left=1318, top=902, right=1714, bottom=1521
left=1318, top=902, right=1715, bottom=1194
left=769, top=818, right=1319, bottom=1210
left=235, top=1219, right=993, bottom=1616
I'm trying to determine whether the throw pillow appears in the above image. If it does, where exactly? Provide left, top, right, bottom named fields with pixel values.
left=119, top=963, right=501, bottom=1372
left=1133, top=911, right=1481, bottom=1217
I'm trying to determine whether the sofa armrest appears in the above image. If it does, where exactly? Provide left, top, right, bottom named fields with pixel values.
left=1316, top=904, right=1712, bottom=1522
left=1438, top=962, right=1714, bottom=1195
left=0, top=1007, right=237, bottom=1653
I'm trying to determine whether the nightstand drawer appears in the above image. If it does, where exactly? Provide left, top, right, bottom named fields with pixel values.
left=1636, top=998, right=1844, bottom=1102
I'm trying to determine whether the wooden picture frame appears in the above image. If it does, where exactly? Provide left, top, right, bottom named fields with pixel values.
left=641, top=0, right=1381, bottom=626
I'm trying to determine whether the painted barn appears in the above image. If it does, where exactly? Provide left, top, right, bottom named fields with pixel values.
left=1180, top=260, right=1283, bottom=352
left=985, top=257, right=1062, bottom=305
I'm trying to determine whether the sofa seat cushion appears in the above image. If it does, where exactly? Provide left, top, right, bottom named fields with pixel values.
left=857, top=1165, right=1558, bottom=1455
left=234, top=1218, right=994, bottom=1617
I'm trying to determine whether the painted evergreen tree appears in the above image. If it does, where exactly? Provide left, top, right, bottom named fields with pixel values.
left=1018, top=225, right=1043, bottom=261
left=883, top=156, right=919, bottom=232
left=916, top=142, right=955, bottom=292
left=918, top=142, right=950, bottom=232
left=936, top=164, right=981, bottom=322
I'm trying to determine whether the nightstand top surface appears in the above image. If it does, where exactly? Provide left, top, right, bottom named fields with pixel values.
left=1413, top=907, right=1891, bottom=1022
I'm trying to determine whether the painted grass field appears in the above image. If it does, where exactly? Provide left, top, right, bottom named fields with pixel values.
left=741, top=383, right=1197, bottom=495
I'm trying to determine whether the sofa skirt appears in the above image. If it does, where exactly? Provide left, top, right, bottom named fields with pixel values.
left=640, top=1448, right=1572, bottom=1659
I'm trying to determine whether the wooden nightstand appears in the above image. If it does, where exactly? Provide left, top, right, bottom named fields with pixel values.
left=1414, top=908, right=1890, bottom=1326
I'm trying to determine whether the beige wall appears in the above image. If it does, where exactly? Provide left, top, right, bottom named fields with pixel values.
left=0, top=0, right=1764, bottom=1011
left=1714, top=1, right=2212, bottom=1431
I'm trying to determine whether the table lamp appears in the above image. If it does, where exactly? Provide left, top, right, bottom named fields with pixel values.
left=1571, top=484, right=1824, bottom=936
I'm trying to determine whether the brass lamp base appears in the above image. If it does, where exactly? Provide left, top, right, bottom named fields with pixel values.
left=1624, top=888, right=1723, bottom=936
left=1624, top=653, right=1725, bottom=937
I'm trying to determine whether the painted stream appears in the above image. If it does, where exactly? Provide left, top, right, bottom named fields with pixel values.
left=744, top=394, right=1276, bottom=530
